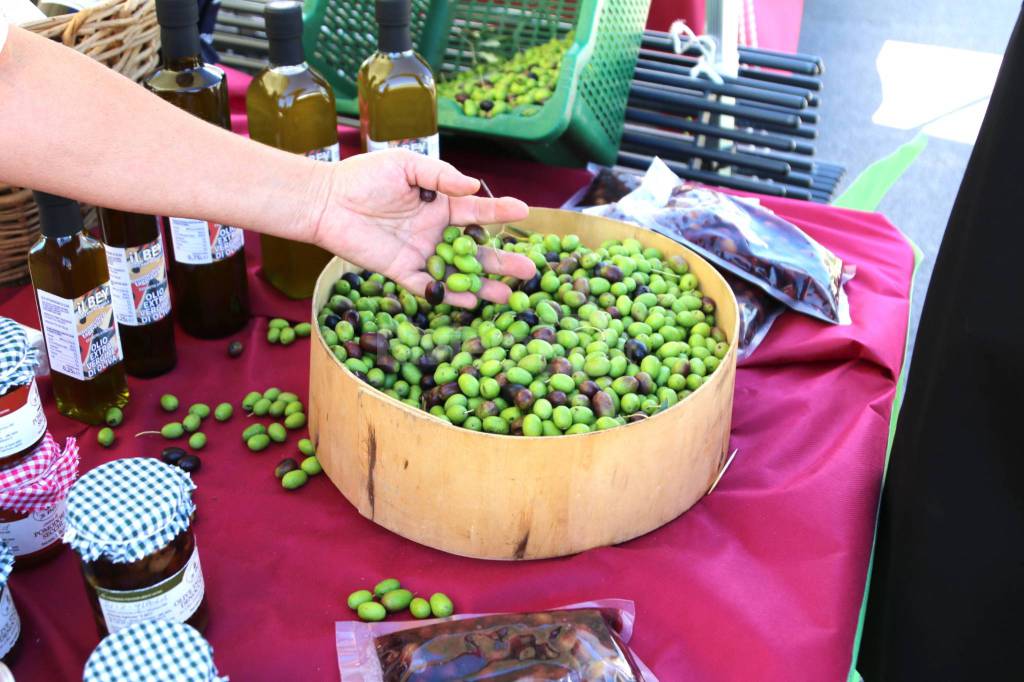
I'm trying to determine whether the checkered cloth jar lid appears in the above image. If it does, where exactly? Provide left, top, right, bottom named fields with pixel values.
left=0, top=541, right=12, bottom=586
left=64, top=458, right=197, bottom=564
left=0, top=433, right=78, bottom=514
left=83, top=620, right=227, bottom=682
left=0, top=317, right=39, bottom=395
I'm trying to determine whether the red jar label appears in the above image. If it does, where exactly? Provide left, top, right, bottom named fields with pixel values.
left=0, top=499, right=65, bottom=557
left=0, top=379, right=46, bottom=458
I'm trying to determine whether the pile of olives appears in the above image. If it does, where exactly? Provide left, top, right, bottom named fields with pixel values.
left=317, top=225, right=728, bottom=437
left=437, top=34, right=572, bottom=118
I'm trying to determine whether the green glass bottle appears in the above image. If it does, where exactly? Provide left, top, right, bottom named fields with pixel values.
left=99, top=208, right=177, bottom=377
left=246, top=0, right=337, bottom=299
left=28, top=193, right=129, bottom=425
left=358, top=0, right=439, bottom=157
left=145, top=0, right=251, bottom=338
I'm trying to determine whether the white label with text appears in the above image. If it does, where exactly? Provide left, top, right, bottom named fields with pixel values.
left=168, top=217, right=245, bottom=265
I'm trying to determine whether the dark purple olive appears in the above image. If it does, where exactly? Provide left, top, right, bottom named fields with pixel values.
left=437, top=382, right=461, bottom=403
left=578, top=380, right=600, bottom=398
left=514, top=388, right=535, bottom=410
left=421, top=387, right=442, bottom=410
left=555, top=257, right=579, bottom=275
left=416, top=354, right=438, bottom=372
left=592, top=391, right=615, bottom=418
left=419, top=188, right=437, bottom=202
left=627, top=413, right=646, bottom=423
left=352, top=370, right=369, bottom=383
left=412, top=311, right=429, bottom=329
left=501, top=383, right=526, bottom=403
left=341, top=272, right=363, bottom=288
left=607, top=306, right=622, bottom=319
left=521, top=273, right=541, bottom=295
left=419, top=374, right=436, bottom=390
left=459, top=365, right=480, bottom=378
left=495, top=373, right=509, bottom=388
left=424, top=280, right=446, bottom=306
left=510, top=417, right=524, bottom=436
left=375, top=354, right=397, bottom=374
left=454, top=92, right=468, bottom=104
left=530, top=326, right=557, bottom=344
left=430, top=345, right=453, bottom=364
left=343, top=341, right=363, bottom=359
left=275, top=458, right=299, bottom=479
left=463, top=337, right=485, bottom=356
left=324, top=313, right=342, bottom=329
left=161, top=446, right=186, bottom=465
left=341, top=309, right=361, bottom=328
left=544, top=251, right=560, bottom=263
left=452, top=309, right=475, bottom=326
left=476, top=401, right=500, bottom=419
left=502, top=235, right=517, bottom=245
left=548, top=357, right=572, bottom=375
left=570, top=393, right=591, bottom=408
left=547, top=390, right=568, bottom=407
left=360, top=269, right=375, bottom=279
left=573, top=278, right=590, bottom=296
left=624, top=339, right=649, bottom=363
left=464, top=224, right=489, bottom=245
left=636, top=371, right=655, bottom=395
left=634, top=285, right=650, bottom=295
left=597, top=264, right=623, bottom=282
left=177, top=454, right=201, bottom=473
left=359, top=332, right=388, bottom=355
left=516, top=309, right=539, bottom=326
left=702, top=297, right=716, bottom=314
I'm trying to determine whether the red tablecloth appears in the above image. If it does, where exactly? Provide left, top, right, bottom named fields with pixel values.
left=2, top=70, right=913, bottom=680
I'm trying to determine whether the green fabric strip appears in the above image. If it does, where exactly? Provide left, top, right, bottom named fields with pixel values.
left=834, top=134, right=929, bottom=212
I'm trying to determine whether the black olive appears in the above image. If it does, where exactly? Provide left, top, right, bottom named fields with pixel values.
left=324, top=313, right=342, bottom=329
left=161, top=447, right=187, bottom=465
left=177, top=454, right=201, bottom=473
left=227, top=340, right=244, bottom=358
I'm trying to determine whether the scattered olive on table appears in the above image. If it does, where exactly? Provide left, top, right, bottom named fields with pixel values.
left=409, top=597, right=432, bottom=619
left=347, top=590, right=374, bottom=610
left=347, top=579, right=456, bottom=622
left=374, top=578, right=401, bottom=597
left=227, top=340, right=244, bottom=358
left=381, top=589, right=413, bottom=612
left=281, top=469, right=308, bottom=490
left=97, top=427, right=115, bottom=448
left=188, top=403, right=211, bottom=419
left=274, top=458, right=299, bottom=479
left=176, top=454, right=202, bottom=473
left=161, top=446, right=187, bottom=465
left=104, top=407, right=123, bottom=427
left=429, top=593, right=455, bottom=618
left=298, top=438, right=315, bottom=456
left=357, top=601, right=387, bottom=622
left=188, top=432, right=207, bottom=451
left=214, top=402, right=233, bottom=421
left=161, top=422, right=184, bottom=439
left=300, top=456, right=322, bottom=476
left=182, top=414, right=201, bottom=433
left=159, top=393, right=179, bottom=412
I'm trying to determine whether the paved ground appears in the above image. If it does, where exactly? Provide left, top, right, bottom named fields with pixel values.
left=799, top=0, right=1019, bottom=354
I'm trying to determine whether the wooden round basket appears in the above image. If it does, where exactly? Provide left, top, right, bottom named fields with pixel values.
left=1, top=0, right=159, bottom=286
left=309, top=208, right=740, bottom=560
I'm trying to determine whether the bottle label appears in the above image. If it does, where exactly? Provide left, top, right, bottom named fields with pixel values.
left=37, top=284, right=123, bottom=381
left=366, top=133, right=440, bottom=159
left=306, top=142, right=340, bottom=163
left=104, top=227, right=172, bottom=327
left=0, top=379, right=46, bottom=459
left=0, top=587, right=20, bottom=658
left=95, top=544, right=204, bottom=634
left=0, top=498, right=66, bottom=557
left=167, top=217, right=245, bottom=265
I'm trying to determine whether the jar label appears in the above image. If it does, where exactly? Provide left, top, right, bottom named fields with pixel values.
left=0, top=587, right=20, bottom=658
left=167, top=217, right=245, bottom=265
left=104, top=227, right=172, bottom=327
left=37, top=284, right=123, bottom=381
left=306, top=142, right=340, bottom=163
left=0, top=379, right=46, bottom=458
left=0, top=498, right=66, bottom=557
left=366, top=133, right=440, bottom=159
left=95, top=544, right=204, bottom=634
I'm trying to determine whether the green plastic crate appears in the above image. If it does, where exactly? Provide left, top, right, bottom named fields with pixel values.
left=303, top=0, right=651, bottom=166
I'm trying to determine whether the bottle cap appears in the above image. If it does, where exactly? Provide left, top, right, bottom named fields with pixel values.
left=84, top=620, right=226, bottom=682
left=376, top=0, right=411, bottom=26
left=154, top=0, right=199, bottom=29
left=32, top=191, right=83, bottom=239
left=264, top=1, right=303, bottom=40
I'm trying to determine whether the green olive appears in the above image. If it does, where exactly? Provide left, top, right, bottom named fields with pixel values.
left=347, top=589, right=373, bottom=610
left=298, top=438, right=316, bottom=456
left=268, top=423, right=287, bottom=443
left=281, top=469, right=308, bottom=490
left=182, top=414, right=201, bottom=433
left=104, top=407, right=123, bottom=427
left=380, top=588, right=414, bottom=612
left=188, top=432, right=207, bottom=450
left=247, top=433, right=271, bottom=452
left=284, top=412, right=307, bottom=430
left=300, top=456, right=322, bottom=476
left=242, top=423, right=266, bottom=442
left=357, top=601, right=386, bottom=622
left=214, top=403, right=233, bottom=421
left=429, top=593, right=454, bottom=618
left=374, top=578, right=401, bottom=597
left=409, top=597, right=432, bottom=619
left=97, top=427, right=115, bottom=448
left=160, top=394, right=179, bottom=412
left=161, top=422, right=184, bottom=439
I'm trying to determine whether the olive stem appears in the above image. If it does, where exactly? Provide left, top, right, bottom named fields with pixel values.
left=135, top=430, right=161, bottom=438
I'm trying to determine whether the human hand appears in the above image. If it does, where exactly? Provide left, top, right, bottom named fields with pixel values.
left=308, top=150, right=535, bottom=307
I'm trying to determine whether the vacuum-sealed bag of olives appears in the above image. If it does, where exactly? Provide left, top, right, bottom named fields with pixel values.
left=336, top=599, right=658, bottom=681
left=573, top=159, right=855, bottom=328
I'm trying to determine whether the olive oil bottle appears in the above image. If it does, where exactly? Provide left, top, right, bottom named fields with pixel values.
left=145, top=0, right=251, bottom=338
left=99, top=208, right=177, bottom=377
left=246, top=0, right=336, bottom=299
left=358, top=0, right=439, bottom=157
left=28, top=192, right=129, bottom=425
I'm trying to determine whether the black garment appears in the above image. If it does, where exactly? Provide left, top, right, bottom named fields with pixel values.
left=858, top=8, right=1024, bottom=681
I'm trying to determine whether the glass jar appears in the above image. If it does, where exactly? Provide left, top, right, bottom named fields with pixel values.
left=84, top=619, right=225, bottom=681
left=0, top=542, right=21, bottom=665
left=64, top=458, right=208, bottom=638
left=0, top=318, right=47, bottom=469
left=0, top=433, right=78, bottom=568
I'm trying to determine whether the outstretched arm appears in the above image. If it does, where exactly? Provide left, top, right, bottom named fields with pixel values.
left=0, top=25, right=534, bottom=304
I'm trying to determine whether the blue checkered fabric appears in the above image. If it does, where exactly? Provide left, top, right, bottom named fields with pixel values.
left=64, top=458, right=196, bottom=564
left=83, top=620, right=226, bottom=681
left=0, top=541, right=12, bottom=585
left=0, top=317, right=39, bottom=394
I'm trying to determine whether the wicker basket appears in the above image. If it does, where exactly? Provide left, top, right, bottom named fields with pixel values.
left=0, top=0, right=159, bottom=286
